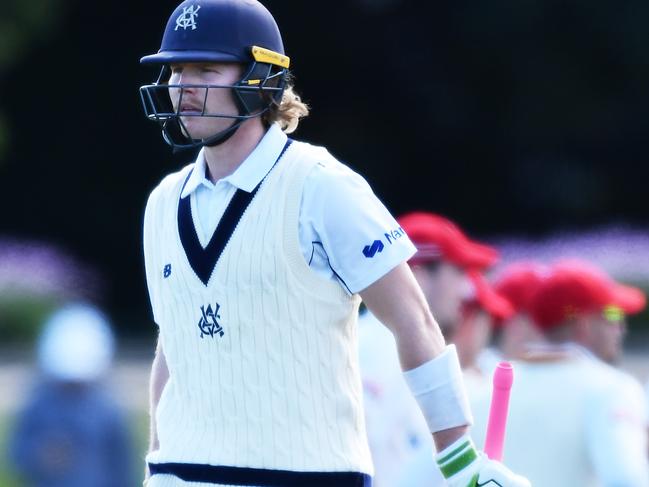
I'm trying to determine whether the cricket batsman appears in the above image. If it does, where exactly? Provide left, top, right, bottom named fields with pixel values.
left=139, top=1, right=531, bottom=486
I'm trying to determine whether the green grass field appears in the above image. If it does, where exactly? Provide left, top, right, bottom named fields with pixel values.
left=0, top=414, right=23, bottom=487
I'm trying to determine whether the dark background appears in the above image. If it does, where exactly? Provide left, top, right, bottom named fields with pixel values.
left=2, top=0, right=649, bottom=335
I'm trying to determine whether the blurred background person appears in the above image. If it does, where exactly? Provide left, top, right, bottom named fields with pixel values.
left=358, top=211, right=498, bottom=486
left=6, top=303, right=136, bottom=487
left=491, top=261, right=549, bottom=360
left=456, top=270, right=515, bottom=383
left=502, top=260, right=649, bottom=486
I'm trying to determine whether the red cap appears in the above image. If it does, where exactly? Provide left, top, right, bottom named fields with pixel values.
left=398, top=212, right=498, bottom=270
left=493, top=261, right=549, bottom=314
left=529, top=260, right=646, bottom=329
left=465, top=270, right=515, bottom=321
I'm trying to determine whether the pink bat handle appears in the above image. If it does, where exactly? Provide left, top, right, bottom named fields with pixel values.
left=484, top=361, right=514, bottom=461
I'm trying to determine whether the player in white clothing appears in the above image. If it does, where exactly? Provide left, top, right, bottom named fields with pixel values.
left=501, top=260, right=649, bottom=486
left=139, top=1, right=531, bottom=486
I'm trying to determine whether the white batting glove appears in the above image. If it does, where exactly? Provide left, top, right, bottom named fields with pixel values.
left=436, top=435, right=531, bottom=487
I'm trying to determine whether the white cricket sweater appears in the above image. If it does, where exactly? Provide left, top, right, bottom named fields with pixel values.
left=144, top=141, right=372, bottom=475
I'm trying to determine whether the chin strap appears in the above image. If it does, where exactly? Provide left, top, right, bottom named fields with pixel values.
left=163, top=117, right=241, bottom=153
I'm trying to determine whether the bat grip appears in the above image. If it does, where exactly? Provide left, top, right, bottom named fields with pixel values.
left=484, top=361, right=513, bottom=462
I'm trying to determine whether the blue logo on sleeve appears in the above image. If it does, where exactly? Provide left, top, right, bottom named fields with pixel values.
left=362, top=240, right=385, bottom=258
left=163, top=264, right=172, bottom=278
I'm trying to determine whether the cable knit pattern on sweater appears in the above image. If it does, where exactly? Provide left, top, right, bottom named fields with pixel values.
left=144, top=141, right=371, bottom=475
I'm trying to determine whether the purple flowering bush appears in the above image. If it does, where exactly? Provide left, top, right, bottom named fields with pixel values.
left=488, top=225, right=649, bottom=332
left=0, top=239, right=101, bottom=343
left=489, top=225, right=649, bottom=285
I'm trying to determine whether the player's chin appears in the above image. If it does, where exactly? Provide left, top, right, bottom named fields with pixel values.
left=182, top=118, right=233, bottom=140
left=180, top=121, right=213, bottom=140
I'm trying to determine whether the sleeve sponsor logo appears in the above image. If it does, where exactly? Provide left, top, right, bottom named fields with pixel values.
left=362, top=227, right=405, bottom=259
left=384, top=226, right=405, bottom=245
left=362, top=240, right=384, bottom=258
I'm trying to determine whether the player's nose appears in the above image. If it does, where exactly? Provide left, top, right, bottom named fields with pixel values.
left=174, top=66, right=203, bottom=92
left=177, top=72, right=198, bottom=92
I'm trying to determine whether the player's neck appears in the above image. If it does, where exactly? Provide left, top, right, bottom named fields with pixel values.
left=202, top=119, right=266, bottom=183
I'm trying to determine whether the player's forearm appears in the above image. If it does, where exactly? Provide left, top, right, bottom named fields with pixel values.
left=148, top=340, right=169, bottom=455
left=392, top=304, right=446, bottom=370
left=361, top=264, right=472, bottom=447
left=394, top=313, right=473, bottom=450
left=391, top=312, right=472, bottom=449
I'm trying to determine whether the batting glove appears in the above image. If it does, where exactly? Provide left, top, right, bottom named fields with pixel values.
left=436, top=435, right=531, bottom=487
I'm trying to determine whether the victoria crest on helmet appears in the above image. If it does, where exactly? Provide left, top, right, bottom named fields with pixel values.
left=175, top=5, right=201, bottom=31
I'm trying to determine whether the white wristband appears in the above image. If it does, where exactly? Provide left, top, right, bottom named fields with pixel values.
left=403, top=344, right=473, bottom=433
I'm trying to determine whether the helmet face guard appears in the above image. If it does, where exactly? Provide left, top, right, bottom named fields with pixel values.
left=139, top=55, right=288, bottom=150
left=139, top=0, right=290, bottom=151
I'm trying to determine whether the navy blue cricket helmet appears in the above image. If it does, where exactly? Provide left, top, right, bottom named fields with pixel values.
left=139, top=0, right=291, bottom=150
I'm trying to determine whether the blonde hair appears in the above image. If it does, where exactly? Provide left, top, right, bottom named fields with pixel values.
left=263, top=84, right=309, bottom=134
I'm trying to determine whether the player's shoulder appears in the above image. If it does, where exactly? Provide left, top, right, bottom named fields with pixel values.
left=145, top=162, right=195, bottom=211
left=580, top=356, right=645, bottom=400
left=292, top=139, right=365, bottom=178
left=602, top=363, right=645, bottom=395
left=290, top=138, right=372, bottom=196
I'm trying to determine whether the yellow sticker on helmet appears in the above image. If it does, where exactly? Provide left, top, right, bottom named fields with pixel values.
left=251, top=46, right=290, bottom=69
left=603, top=305, right=624, bottom=322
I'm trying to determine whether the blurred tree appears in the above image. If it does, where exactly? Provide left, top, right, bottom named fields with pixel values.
left=0, top=0, right=69, bottom=164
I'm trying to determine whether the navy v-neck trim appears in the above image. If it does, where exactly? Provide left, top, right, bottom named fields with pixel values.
left=177, top=139, right=292, bottom=286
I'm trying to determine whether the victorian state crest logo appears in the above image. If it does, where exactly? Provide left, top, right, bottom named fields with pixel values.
left=198, top=303, right=224, bottom=338
left=175, top=5, right=201, bottom=31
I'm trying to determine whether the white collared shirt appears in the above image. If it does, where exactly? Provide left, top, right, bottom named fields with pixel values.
left=180, top=124, right=415, bottom=294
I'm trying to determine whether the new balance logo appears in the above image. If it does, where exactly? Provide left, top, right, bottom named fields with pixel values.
left=362, top=240, right=384, bottom=258
left=198, top=303, right=224, bottom=339
left=175, top=5, right=201, bottom=31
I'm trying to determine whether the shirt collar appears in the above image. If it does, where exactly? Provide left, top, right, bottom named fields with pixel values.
left=181, top=124, right=288, bottom=198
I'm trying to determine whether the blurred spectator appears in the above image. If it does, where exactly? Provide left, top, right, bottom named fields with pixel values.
left=7, top=303, right=135, bottom=487
left=491, top=261, right=548, bottom=359
left=501, top=261, right=649, bottom=486
left=456, top=270, right=514, bottom=376
left=358, top=212, right=497, bottom=487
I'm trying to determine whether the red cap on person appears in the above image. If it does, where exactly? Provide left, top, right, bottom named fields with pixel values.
left=398, top=212, right=498, bottom=270
left=529, top=260, right=646, bottom=330
left=493, top=261, right=549, bottom=315
left=465, top=270, right=515, bottom=321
